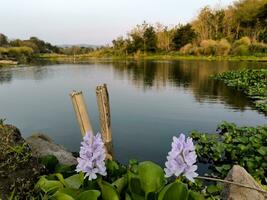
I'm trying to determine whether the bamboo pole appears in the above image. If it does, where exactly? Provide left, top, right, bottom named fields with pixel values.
left=96, top=84, right=113, bottom=159
left=70, top=91, right=93, bottom=137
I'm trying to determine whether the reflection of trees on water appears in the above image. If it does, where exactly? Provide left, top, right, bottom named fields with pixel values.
left=0, top=66, right=50, bottom=84
left=112, top=60, right=265, bottom=112
left=0, top=69, right=12, bottom=84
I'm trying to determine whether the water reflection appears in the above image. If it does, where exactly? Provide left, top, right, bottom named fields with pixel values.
left=0, top=60, right=266, bottom=113
left=111, top=60, right=266, bottom=112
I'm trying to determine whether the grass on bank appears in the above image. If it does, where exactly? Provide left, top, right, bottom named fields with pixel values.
left=35, top=52, right=267, bottom=62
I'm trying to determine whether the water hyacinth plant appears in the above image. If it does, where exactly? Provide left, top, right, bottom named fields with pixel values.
left=165, top=133, right=198, bottom=182
left=76, top=132, right=107, bottom=180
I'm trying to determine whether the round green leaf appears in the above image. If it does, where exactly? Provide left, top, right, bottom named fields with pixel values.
left=76, top=190, right=101, bottom=200
left=158, top=182, right=188, bottom=200
left=138, top=161, right=165, bottom=195
left=187, top=191, right=205, bottom=200
left=51, top=191, right=75, bottom=200
left=98, top=180, right=120, bottom=200
left=65, top=173, right=84, bottom=189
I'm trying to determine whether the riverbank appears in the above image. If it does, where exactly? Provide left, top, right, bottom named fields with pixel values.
left=1, top=121, right=266, bottom=199
left=36, top=53, right=267, bottom=63
left=0, top=59, right=18, bottom=66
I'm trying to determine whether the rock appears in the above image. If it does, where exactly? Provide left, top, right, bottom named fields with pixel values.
left=221, top=165, right=266, bottom=200
left=26, top=134, right=77, bottom=166
left=0, top=122, right=44, bottom=200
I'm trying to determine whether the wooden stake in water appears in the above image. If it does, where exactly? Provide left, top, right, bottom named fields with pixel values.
left=96, top=84, right=113, bottom=159
left=70, top=91, right=93, bottom=137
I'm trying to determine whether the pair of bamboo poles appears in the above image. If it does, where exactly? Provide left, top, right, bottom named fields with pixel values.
left=70, top=84, right=113, bottom=160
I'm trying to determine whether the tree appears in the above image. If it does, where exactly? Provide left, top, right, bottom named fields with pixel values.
left=143, top=26, right=157, bottom=52
left=155, top=23, right=172, bottom=51
left=172, top=24, right=196, bottom=50
left=0, top=33, right=8, bottom=46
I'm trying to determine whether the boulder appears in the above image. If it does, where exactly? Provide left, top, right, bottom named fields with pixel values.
left=221, top=165, right=266, bottom=200
left=26, top=134, right=77, bottom=166
left=0, top=122, right=44, bottom=199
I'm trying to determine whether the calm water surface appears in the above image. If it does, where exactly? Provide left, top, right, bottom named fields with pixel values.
left=0, top=60, right=266, bottom=165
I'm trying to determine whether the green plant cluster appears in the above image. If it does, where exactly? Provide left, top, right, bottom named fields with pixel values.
left=213, top=69, right=267, bottom=113
left=191, top=122, right=267, bottom=186
left=32, top=157, right=206, bottom=200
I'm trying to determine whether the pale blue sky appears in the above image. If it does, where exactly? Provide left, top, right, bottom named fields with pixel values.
left=0, top=0, right=234, bottom=45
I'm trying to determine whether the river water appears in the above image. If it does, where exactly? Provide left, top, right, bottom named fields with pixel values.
left=0, top=60, right=266, bottom=165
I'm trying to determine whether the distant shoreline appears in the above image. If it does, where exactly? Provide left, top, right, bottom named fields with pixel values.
left=36, top=53, right=267, bottom=62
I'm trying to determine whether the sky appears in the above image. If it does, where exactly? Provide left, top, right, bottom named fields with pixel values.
left=0, top=0, right=234, bottom=45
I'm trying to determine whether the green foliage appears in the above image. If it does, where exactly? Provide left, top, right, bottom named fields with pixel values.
left=143, top=26, right=157, bottom=52
left=172, top=24, right=196, bottom=50
left=249, top=42, right=267, bottom=53
left=191, top=122, right=267, bottom=185
left=213, top=69, right=267, bottom=112
left=231, top=37, right=251, bottom=55
left=34, top=160, right=204, bottom=200
left=0, top=33, right=8, bottom=46
left=40, top=155, right=59, bottom=172
left=200, top=40, right=217, bottom=55
left=216, top=39, right=231, bottom=56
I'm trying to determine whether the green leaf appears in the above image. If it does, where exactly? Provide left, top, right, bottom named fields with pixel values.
left=138, top=161, right=165, bottom=196
left=55, top=164, right=75, bottom=176
left=76, top=190, right=101, bottom=200
left=112, top=176, right=128, bottom=194
left=55, top=173, right=68, bottom=187
left=158, top=182, right=188, bottom=200
left=36, top=176, right=63, bottom=194
left=51, top=191, right=75, bottom=200
left=206, top=185, right=220, bottom=194
left=39, top=155, right=59, bottom=172
left=98, top=180, right=120, bottom=200
left=215, top=164, right=231, bottom=173
left=129, top=178, right=145, bottom=196
left=57, top=188, right=81, bottom=198
left=187, top=191, right=205, bottom=200
left=258, top=147, right=267, bottom=156
left=65, top=173, right=84, bottom=189
left=125, top=192, right=132, bottom=200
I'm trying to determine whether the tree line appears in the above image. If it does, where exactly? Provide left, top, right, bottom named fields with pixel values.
left=1, top=0, right=267, bottom=61
left=0, top=34, right=94, bottom=62
left=109, top=0, right=267, bottom=56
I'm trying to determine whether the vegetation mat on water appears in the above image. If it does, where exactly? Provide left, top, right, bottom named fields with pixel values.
left=213, top=69, right=267, bottom=113
left=191, top=121, right=267, bottom=186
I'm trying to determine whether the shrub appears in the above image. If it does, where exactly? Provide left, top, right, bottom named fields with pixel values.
left=216, top=39, right=231, bottom=56
left=249, top=42, right=267, bottom=53
left=231, top=37, right=251, bottom=56
left=234, top=36, right=251, bottom=46
left=0, top=47, right=8, bottom=59
left=192, top=46, right=204, bottom=56
left=200, top=39, right=217, bottom=55
left=180, top=43, right=193, bottom=55
left=232, top=44, right=250, bottom=55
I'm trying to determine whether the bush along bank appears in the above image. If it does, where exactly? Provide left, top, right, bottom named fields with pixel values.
left=213, top=69, right=267, bottom=113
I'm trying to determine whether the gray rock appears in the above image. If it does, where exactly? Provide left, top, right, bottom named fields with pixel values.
left=26, top=134, right=77, bottom=166
left=221, top=165, right=266, bottom=200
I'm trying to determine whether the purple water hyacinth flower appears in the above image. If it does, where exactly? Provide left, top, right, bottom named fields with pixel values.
left=164, top=133, right=198, bottom=182
left=76, top=132, right=107, bottom=180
